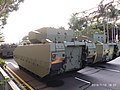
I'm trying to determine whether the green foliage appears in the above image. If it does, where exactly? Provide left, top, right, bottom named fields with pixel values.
left=68, top=14, right=88, bottom=31
left=0, top=77, right=13, bottom=90
left=80, top=24, right=104, bottom=37
left=81, top=28, right=103, bottom=36
left=74, top=30, right=81, bottom=37
left=0, top=77, right=12, bottom=85
left=68, top=0, right=120, bottom=36
left=0, top=0, right=4, bottom=5
left=0, top=59, right=5, bottom=68
left=0, top=0, right=24, bottom=29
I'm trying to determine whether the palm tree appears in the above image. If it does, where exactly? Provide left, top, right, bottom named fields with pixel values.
left=106, top=1, right=119, bottom=42
left=92, top=0, right=119, bottom=43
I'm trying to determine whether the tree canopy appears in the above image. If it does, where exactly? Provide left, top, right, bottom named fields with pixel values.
left=68, top=0, right=120, bottom=32
left=0, top=0, right=24, bottom=29
left=0, top=0, right=24, bottom=43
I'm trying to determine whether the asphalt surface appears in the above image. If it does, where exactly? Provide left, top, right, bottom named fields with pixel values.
left=5, top=57, right=120, bottom=90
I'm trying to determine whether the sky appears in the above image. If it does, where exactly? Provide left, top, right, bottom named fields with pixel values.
left=2, top=0, right=102, bottom=43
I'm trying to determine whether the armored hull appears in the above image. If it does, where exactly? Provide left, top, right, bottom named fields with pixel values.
left=14, top=42, right=88, bottom=78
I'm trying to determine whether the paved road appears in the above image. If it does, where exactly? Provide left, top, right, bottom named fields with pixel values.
left=5, top=57, right=120, bottom=90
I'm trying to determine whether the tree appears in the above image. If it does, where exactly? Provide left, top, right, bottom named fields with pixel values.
left=68, top=0, right=120, bottom=42
left=0, top=0, right=24, bottom=29
left=68, top=13, right=88, bottom=31
left=0, top=0, right=24, bottom=43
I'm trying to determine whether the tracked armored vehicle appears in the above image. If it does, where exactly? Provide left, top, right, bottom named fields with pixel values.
left=14, top=27, right=96, bottom=78
left=77, top=36, right=119, bottom=64
left=14, top=27, right=119, bottom=78
left=0, top=44, right=17, bottom=58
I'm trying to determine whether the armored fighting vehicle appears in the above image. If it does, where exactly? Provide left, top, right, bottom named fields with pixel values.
left=0, top=44, right=17, bottom=58
left=77, top=36, right=119, bottom=64
left=14, top=27, right=96, bottom=78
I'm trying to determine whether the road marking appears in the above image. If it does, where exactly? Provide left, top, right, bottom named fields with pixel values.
left=6, top=66, right=34, bottom=90
left=5, top=62, right=19, bottom=68
left=75, top=77, right=91, bottom=84
left=0, top=67, right=21, bottom=90
left=104, top=68, right=120, bottom=73
left=93, top=66, right=120, bottom=73
left=5, top=68, right=26, bottom=90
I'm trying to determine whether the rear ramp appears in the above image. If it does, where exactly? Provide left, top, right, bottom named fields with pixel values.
left=14, top=44, right=50, bottom=78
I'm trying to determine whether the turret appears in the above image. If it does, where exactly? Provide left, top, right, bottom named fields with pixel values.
left=28, top=27, right=74, bottom=44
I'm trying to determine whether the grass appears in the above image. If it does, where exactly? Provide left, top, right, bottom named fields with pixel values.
left=0, top=58, right=5, bottom=67
left=0, top=58, right=5, bottom=68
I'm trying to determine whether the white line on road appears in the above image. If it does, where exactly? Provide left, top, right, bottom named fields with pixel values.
left=5, top=62, right=19, bottom=68
left=104, top=68, right=120, bottom=73
left=94, top=66, right=120, bottom=73
left=75, top=77, right=91, bottom=84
